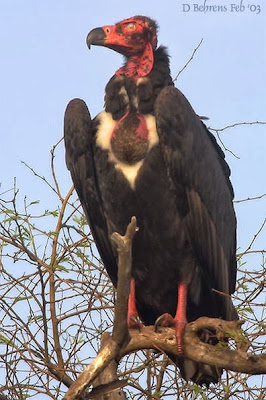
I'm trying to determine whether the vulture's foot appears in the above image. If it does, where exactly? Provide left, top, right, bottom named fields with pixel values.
left=155, top=281, right=188, bottom=354
left=127, top=314, right=143, bottom=330
left=155, top=313, right=187, bottom=354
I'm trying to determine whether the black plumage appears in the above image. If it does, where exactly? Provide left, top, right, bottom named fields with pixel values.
left=64, top=16, right=237, bottom=385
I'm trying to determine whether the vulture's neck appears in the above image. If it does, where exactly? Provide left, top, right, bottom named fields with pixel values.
left=115, top=43, right=154, bottom=79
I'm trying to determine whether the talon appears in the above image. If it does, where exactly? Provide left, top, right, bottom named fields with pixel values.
left=155, top=313, right=175, bottom=331
left=128, top=314, right=143, bottom=330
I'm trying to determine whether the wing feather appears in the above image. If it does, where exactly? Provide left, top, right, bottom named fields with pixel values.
left=155, top=87, right=237, bottom=303
left=64, top=99, right=117, bottom=284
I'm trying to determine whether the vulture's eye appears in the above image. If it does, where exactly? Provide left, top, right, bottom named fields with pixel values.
left=126, top=22, right=137, bottom=31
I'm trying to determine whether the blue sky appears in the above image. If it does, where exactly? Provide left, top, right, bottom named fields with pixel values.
left=1, top=1, right=265, bottom=260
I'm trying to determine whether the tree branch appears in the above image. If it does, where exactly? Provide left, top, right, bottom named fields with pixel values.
left=88, top=332, right=128, bottom=399
left=49, top=187, right=75, bottom=382
left=111, top=216, right=138, bottom=347
left=63, top=217, right=138, bottom=400
left=120, top=318, right=266, bottom=375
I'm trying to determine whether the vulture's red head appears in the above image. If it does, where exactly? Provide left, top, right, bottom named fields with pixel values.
left=86, top=16, right=158, bottom=78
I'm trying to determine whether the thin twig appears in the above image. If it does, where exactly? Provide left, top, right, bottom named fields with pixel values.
left=242, top=218, right=266, bottom=256
left=234, top=193, right=266, bottom=203
left=209, top=120, right=266, bottom=133
left=21, top=161, right=59, bottom=197
left=216, top=131, right=240, bottom=159
left=173, top=39, right=203, bottom=81
left=50, top=137, right=64, bottom=203
left=209, top=121, right=266, bottom=159
left=155, top=355, right=169, bottom=398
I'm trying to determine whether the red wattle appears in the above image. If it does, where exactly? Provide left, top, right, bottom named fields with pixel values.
left=136, top=115, right=149, bottom=139
left=111, top=111, right=129, bottom=138
left=115, top=43, right=154, bottom=79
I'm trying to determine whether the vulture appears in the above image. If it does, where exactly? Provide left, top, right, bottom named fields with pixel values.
left=64, top=16, right=237, bottom=386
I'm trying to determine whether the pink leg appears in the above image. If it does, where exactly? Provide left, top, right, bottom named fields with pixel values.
left=127, top=278, right=143, bottom=329
left=155, top=281, right=188, bottom=354
left=174, top=282, right=187, bottom=354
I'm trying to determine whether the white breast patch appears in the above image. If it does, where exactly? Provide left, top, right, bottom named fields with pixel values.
left=95, top=112, right=116, bottom=150
left=95, top=111, right=159, bottom=188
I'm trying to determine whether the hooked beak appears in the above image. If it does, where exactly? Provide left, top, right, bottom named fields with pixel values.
left=86, top=27, right=107, bottom=49
left=86, top=23, right=144, bottom=57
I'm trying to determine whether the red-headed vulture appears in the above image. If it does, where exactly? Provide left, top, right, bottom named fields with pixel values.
left=64, top=16, right=237, bottom=386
